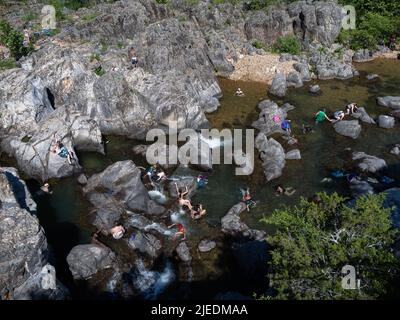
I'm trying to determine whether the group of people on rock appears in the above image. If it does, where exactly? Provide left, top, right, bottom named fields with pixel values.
left=315, top=102, right=359, bottom=124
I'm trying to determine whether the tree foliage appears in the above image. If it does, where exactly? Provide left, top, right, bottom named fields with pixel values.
left=0, top=20, right=32, bottom=59
left=262, top=193, right=399, bottom=300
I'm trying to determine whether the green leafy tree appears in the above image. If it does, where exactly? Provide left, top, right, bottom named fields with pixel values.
left=262, top=193, right=399, bottom=300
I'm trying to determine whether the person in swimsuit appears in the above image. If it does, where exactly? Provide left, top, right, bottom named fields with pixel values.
left=191, top=204, right=207, bottom=220
left=176, top=183, right=192, bottom=210
left=168, top=223, right=187, bottom=241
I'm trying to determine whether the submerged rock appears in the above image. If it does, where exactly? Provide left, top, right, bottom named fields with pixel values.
left=309, top=84, right=321, bottom=94
left=66, top=244, right=116, bottom=280
left=352, top=152, right=387, bottom=173
left=366, top=74, right=379, bottom=81
left=390, top=145, right=400, bottom=156
left=285, top=149, right=301, bottom=160
left=378, top=115, right=395, bottom=129
left=198, top=240, right=217, bottom=253
left=350, top=180, right=374, bottom=198
left=333, top=120, right=361, bottom=139
left=176, top=242, right=192, bottom=263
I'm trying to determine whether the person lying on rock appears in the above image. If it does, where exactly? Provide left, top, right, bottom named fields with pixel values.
left=333, top=110, right=345, bottom=122
left=191, top=204, right=207, bottom=220
left=50, top=139, right=75, bottom=165
left=175, top=183, right=193, bottom=210
left=240, top=187, right=256, bottom=211
left=235, top=88, right=245, bottom=97
left=168, top=223, right=187, bottom=241
left=315, top=110, right=332, bottom=124
left=110, top=224, right=125, bottom=240
left=345, top=102, right=358, bottom=115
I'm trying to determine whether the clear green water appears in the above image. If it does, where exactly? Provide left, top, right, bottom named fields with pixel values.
left=2, top=59, right=399, bottom=298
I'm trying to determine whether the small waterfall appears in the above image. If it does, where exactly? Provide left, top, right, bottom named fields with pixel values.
left=132, top=259, right=175, bottom=299
left=148, top=189, right=168, bottom=205
left=144, top=222, right=173, bottom=236
left=170, top=209, right=186, bottom=224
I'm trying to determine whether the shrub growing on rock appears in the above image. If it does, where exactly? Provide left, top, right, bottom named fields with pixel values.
left=0, top=20, right=33, bottom=59
left=272, top=35, right=301, bottom=55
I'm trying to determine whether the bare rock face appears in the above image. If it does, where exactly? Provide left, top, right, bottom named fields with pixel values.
left=255, top=133, right=286, bottom=182
left=244, top=1, right=343, bottom=46
left=0, top=167, right=67, bottom=300
left=66, top=244, right=116, bottom=280
left=84, top=160, right=165, bottom=216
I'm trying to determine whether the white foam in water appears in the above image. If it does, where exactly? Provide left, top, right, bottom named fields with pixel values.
left=144, top=222, right=173, bottom=236
left=148, top=190, right=168, bottom=205
left=133, top=259, right=175, bottom=299
left=170, top=210, right=185, bottom=224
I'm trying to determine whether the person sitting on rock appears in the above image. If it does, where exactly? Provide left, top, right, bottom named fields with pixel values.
left=235, top=88, right=244, bottom=97
left=175, top=183, right=192, bottom=210
left=110, top=224, right=125, bottom=240
left=168, top=223, right=186, bottom=241
left=315, top=110, right=332, bottom=123
left=129, top=47, right=138, bottom=68
left=50, top=139, right=75, bottom=165
left=241, top=187, right=256, bottom=211
left=345, top=103, right=358, bottom=115
left=191, top=203, right=207, bottom=220
left=281, top=119, right=292, bottom=135
left=333, top=110, right=345, bottom=121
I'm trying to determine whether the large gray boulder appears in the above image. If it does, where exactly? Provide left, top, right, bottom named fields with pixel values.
left=255, top=133, right=286, bottom=182
left=221, top=203, right=266, bottom=241
left=252, top=100, right=288, bottom=137
left=378, top=115, right=395, bottom=129
left=377, top=97, right=400, bottom=110
left=286, top=71, right=303, bottom=88
left=198, top=239, right=216, bottom=253
left=294, top=63, right=311, bottom=82
left=269, top=73, right=287, bottom=97
left=351, top=107, right=375, bottom=125
left=352, top=152, right=387, bottom=173
left=83, top=160, right=164, bottom=215
left=66, top=244, right=116, bottom=280
left=333, top=120, right=361, bottom=139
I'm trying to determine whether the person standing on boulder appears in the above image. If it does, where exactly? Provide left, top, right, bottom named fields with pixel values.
left=129, top=47, right=138, bottom=68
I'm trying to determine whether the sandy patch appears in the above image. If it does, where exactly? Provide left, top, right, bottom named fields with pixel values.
left=228, top=54, right=296, bottom=84
left=373, top=50, right=400, bottom=59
